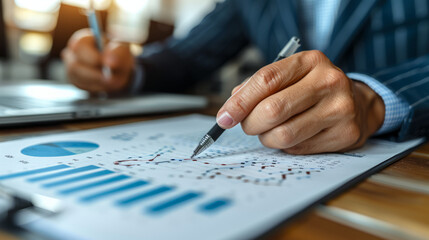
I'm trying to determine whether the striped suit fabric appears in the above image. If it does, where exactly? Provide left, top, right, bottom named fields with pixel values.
left=137, top=0, right=429, bottom=141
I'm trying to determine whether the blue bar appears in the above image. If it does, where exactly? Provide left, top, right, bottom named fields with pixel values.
left=0, top=165, right=70, bottom=181
left=199, top=198, right=232, bottom=213
left=59, top=175, right=130, bottom=195
left=147, top=192, right=201, bottom=214
left=42, top=170, right=114, bottom=188
left=116, top=186, right=174, bottom=206
left=80, top=180, right=148, bottom=203
left=27, top=165, right=99, bottom=182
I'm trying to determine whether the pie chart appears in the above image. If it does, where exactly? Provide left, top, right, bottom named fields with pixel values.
left=21, top=141, right=99, bottom=157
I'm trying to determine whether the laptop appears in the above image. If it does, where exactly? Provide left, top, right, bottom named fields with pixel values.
left=0, top=80, right=208, bottom=126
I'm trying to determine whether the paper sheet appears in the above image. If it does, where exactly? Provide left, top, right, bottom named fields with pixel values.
left=0, top=115, right=423, bottom=240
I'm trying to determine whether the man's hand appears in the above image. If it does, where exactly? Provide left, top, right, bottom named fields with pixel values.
left=61, top=28, right=135, bottom=93
left=217, top=50, right=385, bottom=154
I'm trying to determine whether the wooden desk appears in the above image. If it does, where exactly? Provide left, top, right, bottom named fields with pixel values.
left=1, top=106, right=428, bottom=240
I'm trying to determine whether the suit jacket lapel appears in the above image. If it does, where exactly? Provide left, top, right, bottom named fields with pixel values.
left=325, top=0, right=382, bottom=63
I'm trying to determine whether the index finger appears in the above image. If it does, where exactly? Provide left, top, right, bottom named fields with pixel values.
left=216, top=50, right=324, bottom=129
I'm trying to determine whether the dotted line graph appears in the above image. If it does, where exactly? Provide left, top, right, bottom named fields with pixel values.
left=111, top=145, right=333, bottom=186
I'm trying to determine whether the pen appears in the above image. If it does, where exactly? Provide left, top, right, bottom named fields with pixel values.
left=87, top=0, right=112, bottom=79
left=190, top=37, right=301, bottom=158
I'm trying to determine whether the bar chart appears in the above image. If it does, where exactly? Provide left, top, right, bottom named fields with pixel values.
left=0, top=164, right=232, bottom=215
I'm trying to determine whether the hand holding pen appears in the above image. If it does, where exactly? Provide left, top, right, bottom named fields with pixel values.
left=191, top=37, right=301, bottom=157
left=193, top=32, right=384, bottom=156
left=61, top=17, right=135, bottom=93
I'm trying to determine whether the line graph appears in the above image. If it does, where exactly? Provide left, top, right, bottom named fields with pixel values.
left=109, top=144, right=332, bottom=185
left=113, top=146, right=175, bottom=166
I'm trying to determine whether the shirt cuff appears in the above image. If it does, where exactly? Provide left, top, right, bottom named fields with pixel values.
left=347, top=72, right=410, bottom=135
left=129, top=62, right=145, bottom=95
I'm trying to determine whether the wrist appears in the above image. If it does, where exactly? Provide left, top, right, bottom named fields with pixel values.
left=353, top=81, right=385, bottom=137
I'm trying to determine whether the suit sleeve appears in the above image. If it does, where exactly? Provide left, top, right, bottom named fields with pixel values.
left=368, top=54, right=429, bottom=141
left=135, top=0, right=249, bottom=93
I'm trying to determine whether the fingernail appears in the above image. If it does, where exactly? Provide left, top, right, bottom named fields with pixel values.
left=217, top=111, right=234, bottom=128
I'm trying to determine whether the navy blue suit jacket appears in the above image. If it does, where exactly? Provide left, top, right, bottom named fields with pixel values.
left=137, top=0, right=429, bottom=141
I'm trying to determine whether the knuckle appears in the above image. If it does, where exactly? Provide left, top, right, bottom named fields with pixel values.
left=303, top=50, right=326, bottom=64
left=275, top=125, right=295, bottom=148
left=323, top=68, right=346, bottom=89
left=254, top=65, right=280, bottom=92
left=327, top=97, right=356, bottom=119
left=336, top=97, right=356, bottom=118
left=261, top=98, right=283, bottom=123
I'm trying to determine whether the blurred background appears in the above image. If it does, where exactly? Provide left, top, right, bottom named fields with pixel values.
left=0, top=0, right=263, bottom=97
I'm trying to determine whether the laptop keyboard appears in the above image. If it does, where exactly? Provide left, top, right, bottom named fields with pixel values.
left=0, top=96, right=72, bottom=109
